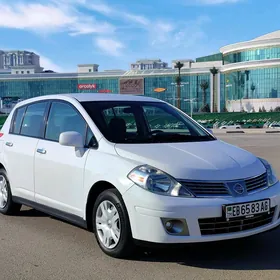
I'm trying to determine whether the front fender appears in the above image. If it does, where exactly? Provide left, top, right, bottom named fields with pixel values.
left=82, top=147, right=141, bottom=219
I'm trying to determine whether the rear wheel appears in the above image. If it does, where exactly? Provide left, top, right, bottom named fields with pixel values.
left=92, top=189, right=134, bottom=258
left=0, top=169, right=22, bottom=215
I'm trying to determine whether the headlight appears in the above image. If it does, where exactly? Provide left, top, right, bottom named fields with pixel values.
left=127, top=165, right=194, bottom=197
left=258, top=157, right=279, bottom=187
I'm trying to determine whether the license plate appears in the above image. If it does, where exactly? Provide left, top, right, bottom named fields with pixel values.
left=224, top=199, right=270, bottom=219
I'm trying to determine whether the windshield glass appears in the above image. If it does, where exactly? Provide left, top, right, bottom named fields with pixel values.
left=81, top=100, right=216, bottom=144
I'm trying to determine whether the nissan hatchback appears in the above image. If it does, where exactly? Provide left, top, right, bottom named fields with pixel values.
left=0, top=93, right=279, bottom=258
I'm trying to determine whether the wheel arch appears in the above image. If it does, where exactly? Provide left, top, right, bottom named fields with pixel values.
left=0, top=162, right=6, bottom=171
left=85, top=180, right=119, bottom=231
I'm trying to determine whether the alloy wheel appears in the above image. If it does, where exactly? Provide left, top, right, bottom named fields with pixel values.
left=95, top=200, right=121, bottom=249
left=0, top=175, right=8, bottom=209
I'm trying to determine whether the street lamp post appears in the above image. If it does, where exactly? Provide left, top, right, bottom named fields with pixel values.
left=184, top=98, right=197, bottom=118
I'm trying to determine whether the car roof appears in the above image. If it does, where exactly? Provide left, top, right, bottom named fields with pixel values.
left=15, top=93, right=162, bottom=106
left=64, top=93, right=161, bottom=102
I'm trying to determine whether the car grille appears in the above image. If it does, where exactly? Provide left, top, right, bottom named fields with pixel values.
left=179, top=172, right=268, bottom=197
left=199, top=207, right=275, bottom=236
left=245, top=172, right=267, bottom=193
left=179, top=181, right=230, bottom=197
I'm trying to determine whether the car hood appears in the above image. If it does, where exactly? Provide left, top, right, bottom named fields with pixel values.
left=114, top=140, right=266, bottom=181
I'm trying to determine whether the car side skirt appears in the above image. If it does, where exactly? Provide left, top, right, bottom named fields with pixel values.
left=12, top=196, right=88, bottom=229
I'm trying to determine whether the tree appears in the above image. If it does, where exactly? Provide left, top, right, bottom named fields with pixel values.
left=270, top=107, right=274, bottom=112
left=210, top=67, right=219, bottom=112
left=222, top=106, right=228, bottom=112
left=200, top=80, right=209, bottom=106
left=175, top=76, right=182, bottom=85
left=274, top=106, right=280, bottom=112
left=252, top=107, right=255, bottom=113
left=200, top=103, right=210, bottom=112
left=262, top=105, right=266, bottom=112
left=251, top=83, right=256, bottom=96
left=245, top=70, right=250, bottom=98
left=259, top=107, right=262, bottom=112
left=174, top=61, right=184, bottom=109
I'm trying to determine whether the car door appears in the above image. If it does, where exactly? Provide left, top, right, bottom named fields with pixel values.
left=3, top=101, right=49, bottom=201
left=34, top=100, right=94, bottom=217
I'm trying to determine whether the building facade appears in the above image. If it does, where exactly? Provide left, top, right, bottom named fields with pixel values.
left=130, top=59, right=169, bottom=70
left=220, top=31, right=280, bottom=112
left=0, top=50, right=40, bottom=69
left=1, top=31, right=280, bottom=114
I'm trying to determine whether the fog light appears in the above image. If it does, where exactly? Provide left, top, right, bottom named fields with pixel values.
left=161, top=218, right=189, bottom=236
left=165, top=221, right=173, bottom=230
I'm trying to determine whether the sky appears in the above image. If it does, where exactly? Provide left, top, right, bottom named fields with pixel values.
left=0, top=0, right=279, bottom=72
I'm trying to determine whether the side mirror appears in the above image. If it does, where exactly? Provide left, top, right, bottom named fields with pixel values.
left=59, top=131, right=84, bottom=148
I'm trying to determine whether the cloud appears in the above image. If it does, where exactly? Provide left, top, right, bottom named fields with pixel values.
left=88, top=2, right=112, bottom=14
left=150, top=16, right=210, bottom=50
left=122, top=13, right=150, bottom=26
left=95, top=38, right=125, bottom=57
left=86, top=1, right=150, bottom=26
left=0, top=1, right=114, bottom=36
left=185, top=0, right=243, bottom=5
left=83, top=0, right=209, bottom=53
left=150, top=22, right=175, bottom=45
left=39, top=56, right=64, bottom=72
left=25, top=49, right=64, bottom=72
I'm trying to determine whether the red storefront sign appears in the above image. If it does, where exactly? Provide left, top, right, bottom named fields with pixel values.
left=98, top=89, right=112, bottom=93
left=78, top=84, right=97, bottom=90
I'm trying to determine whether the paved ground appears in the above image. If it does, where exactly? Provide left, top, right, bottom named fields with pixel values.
left=1, top=134, right=280, bottom=280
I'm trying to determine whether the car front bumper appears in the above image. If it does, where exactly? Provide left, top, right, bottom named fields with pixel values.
left=122, top=181, right=280, bottom=244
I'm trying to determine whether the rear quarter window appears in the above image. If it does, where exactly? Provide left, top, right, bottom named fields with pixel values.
left=11, top=106, right=26, bottom=134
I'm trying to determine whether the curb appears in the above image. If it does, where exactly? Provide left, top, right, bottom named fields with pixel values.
left=212, top=129, right=280, bottom=134
left=226, top=131, right=245, bottom=134
left=265, top=131, right=280, bottom=134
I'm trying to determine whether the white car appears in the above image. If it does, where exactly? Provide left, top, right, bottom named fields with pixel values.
left=0, top=93, right=279, bottom=258
left=219, top=124, right=242, bottom=129
left=269, top=123, right=280, bottom=129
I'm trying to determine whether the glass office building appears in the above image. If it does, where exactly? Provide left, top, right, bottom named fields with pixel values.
left=220, top=30, right=280, bottom=112
left=0, top=69, right=212, bottom=114
left=1, top=30, right=280, bottom=113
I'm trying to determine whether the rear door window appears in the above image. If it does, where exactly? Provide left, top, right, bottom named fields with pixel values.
left=20, top=102, right=48, bottom=138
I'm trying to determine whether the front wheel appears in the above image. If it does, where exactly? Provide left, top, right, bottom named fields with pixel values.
left=92, top=189, right=134, bottom=258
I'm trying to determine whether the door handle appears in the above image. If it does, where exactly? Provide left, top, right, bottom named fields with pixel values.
left=5, top=142, right=13, bottom=147
left=37, top=148, right=46, bottom=154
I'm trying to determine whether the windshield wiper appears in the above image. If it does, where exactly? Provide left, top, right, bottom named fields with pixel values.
left=152, top=133, right=214, bottom=143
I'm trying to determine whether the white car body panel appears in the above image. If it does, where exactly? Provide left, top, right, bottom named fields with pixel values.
left=114, top=140, right=266, bottom=181
left=123, top=181, right=280, bottom=243
left=34, top=139, right=89, bottom=217
left=3, top=134, right=38, bottom=201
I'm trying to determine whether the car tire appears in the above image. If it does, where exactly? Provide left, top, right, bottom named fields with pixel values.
left=92, top=188, right=134, bottom=258
left=0, top=168, right=22, bottom=215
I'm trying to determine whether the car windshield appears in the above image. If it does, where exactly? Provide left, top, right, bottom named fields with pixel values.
left=81, top=100, right=216, bottom=144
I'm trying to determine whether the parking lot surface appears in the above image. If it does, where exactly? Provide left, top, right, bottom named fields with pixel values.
left=1, top=134, right=280, bottom=280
